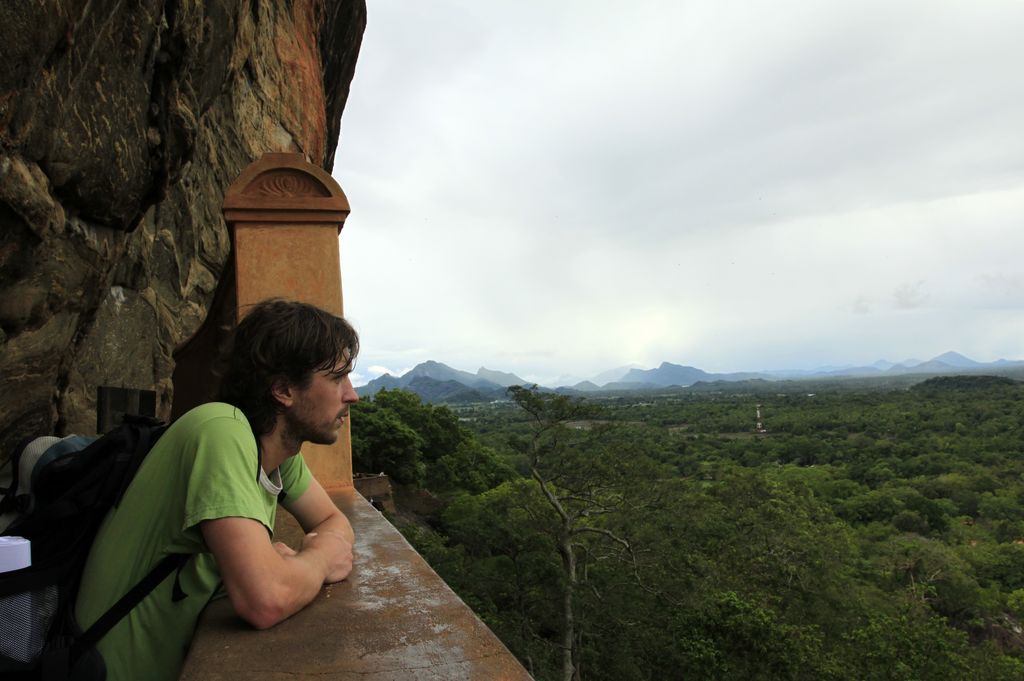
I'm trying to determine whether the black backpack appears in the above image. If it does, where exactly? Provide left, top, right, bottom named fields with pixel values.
left=0, top=416, right=186, bottom=681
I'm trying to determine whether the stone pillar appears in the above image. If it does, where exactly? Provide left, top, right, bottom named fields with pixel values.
left=222, top=152, right=353, bottom=488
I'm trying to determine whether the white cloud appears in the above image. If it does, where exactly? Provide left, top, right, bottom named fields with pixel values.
left=365, top=365, right=405, bottom=378
left=852, top=296, right=872, bottom=315
left=893, top=282, right=929, bottom=310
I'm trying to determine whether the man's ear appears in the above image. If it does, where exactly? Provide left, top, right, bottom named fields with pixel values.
left=270, top=379, right=295, bottom=408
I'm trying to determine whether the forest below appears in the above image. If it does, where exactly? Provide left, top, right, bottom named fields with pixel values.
left=350, top=375, right=1024, bottom=681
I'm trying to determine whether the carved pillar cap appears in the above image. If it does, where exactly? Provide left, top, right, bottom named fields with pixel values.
left=223, top=152, right=350, bottom=229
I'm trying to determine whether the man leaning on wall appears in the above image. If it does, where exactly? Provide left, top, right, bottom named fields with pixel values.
left=74, top=298, right=360, bottom=681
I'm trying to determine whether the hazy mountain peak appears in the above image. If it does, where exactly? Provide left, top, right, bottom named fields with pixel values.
left=572, top=380, right=600, bottom=391
left=476, top=366, right=527, bottom=387
left=623, top=363, right=712, bottom=387
left=589, top=364, right=644, bottom=386
left=408, top=360, right=458, bottom=378
left=929, top=351, right=981, bottom=368
left=552, top=374, right=585, bottom=387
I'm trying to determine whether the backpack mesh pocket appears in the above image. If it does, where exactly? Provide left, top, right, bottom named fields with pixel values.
left=0, top=583, right=58, bottom=663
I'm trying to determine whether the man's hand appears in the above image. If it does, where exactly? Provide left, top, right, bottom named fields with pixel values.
left=272, top=531, right=353, bottom=583
left=301, top=530, right=353, bottom=583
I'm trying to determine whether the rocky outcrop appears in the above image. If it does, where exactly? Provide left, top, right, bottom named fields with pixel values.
left=0, top=1, right=366, bottom=456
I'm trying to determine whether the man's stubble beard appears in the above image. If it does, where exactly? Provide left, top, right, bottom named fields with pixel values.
left=282, top=405, right=340, bottom=448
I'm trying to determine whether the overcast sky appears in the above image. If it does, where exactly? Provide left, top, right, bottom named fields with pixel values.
left=331, top=0, right=1024, bottom=387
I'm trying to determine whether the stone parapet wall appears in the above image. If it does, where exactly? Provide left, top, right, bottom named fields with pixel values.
left=0, top=0, right=366, bottom=455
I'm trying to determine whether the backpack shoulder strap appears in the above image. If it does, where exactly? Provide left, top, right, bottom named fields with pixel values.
left=112, top=421, right=167, bottom=508
left=73, top=553, right=188, bottom=655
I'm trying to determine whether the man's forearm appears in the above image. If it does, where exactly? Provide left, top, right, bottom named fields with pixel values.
left=257, top=550, right=333, bottom=627
left=309, top=509, right=355, bottom=546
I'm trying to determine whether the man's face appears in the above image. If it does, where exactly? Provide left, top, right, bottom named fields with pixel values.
left=284, top=358, right=359, bottom=446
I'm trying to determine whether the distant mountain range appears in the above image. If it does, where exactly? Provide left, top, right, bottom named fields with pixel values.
left=358, top=352, right=1024, bottom=403
left=360, top=361, right=528, bottom=402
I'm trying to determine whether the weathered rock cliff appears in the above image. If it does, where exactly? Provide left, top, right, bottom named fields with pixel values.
left=0, top=1, right=366, bottom=456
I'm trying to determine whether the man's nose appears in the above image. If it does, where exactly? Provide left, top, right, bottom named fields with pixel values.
left=342, top=379, right=359, bottom=403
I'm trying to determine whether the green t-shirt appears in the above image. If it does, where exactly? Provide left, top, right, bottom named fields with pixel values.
left=75, top=402, right=313, bottom=681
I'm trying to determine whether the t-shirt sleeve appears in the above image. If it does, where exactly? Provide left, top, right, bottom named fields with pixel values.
left=279, top=453, right=314, bottom=503
left=182, top=416, right=272, bottom=533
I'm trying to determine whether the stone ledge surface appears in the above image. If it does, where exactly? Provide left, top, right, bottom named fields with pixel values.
left=179, top=488, right=532, bottom=680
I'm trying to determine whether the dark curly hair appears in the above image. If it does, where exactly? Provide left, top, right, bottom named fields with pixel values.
left=216, top=299, right=359, bottom=436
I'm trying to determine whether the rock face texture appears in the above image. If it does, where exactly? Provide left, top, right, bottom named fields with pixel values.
left=0, top=1, right=366, bottom=457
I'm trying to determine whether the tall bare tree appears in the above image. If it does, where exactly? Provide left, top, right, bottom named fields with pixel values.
left=507, top=386, right=650, bottom=681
